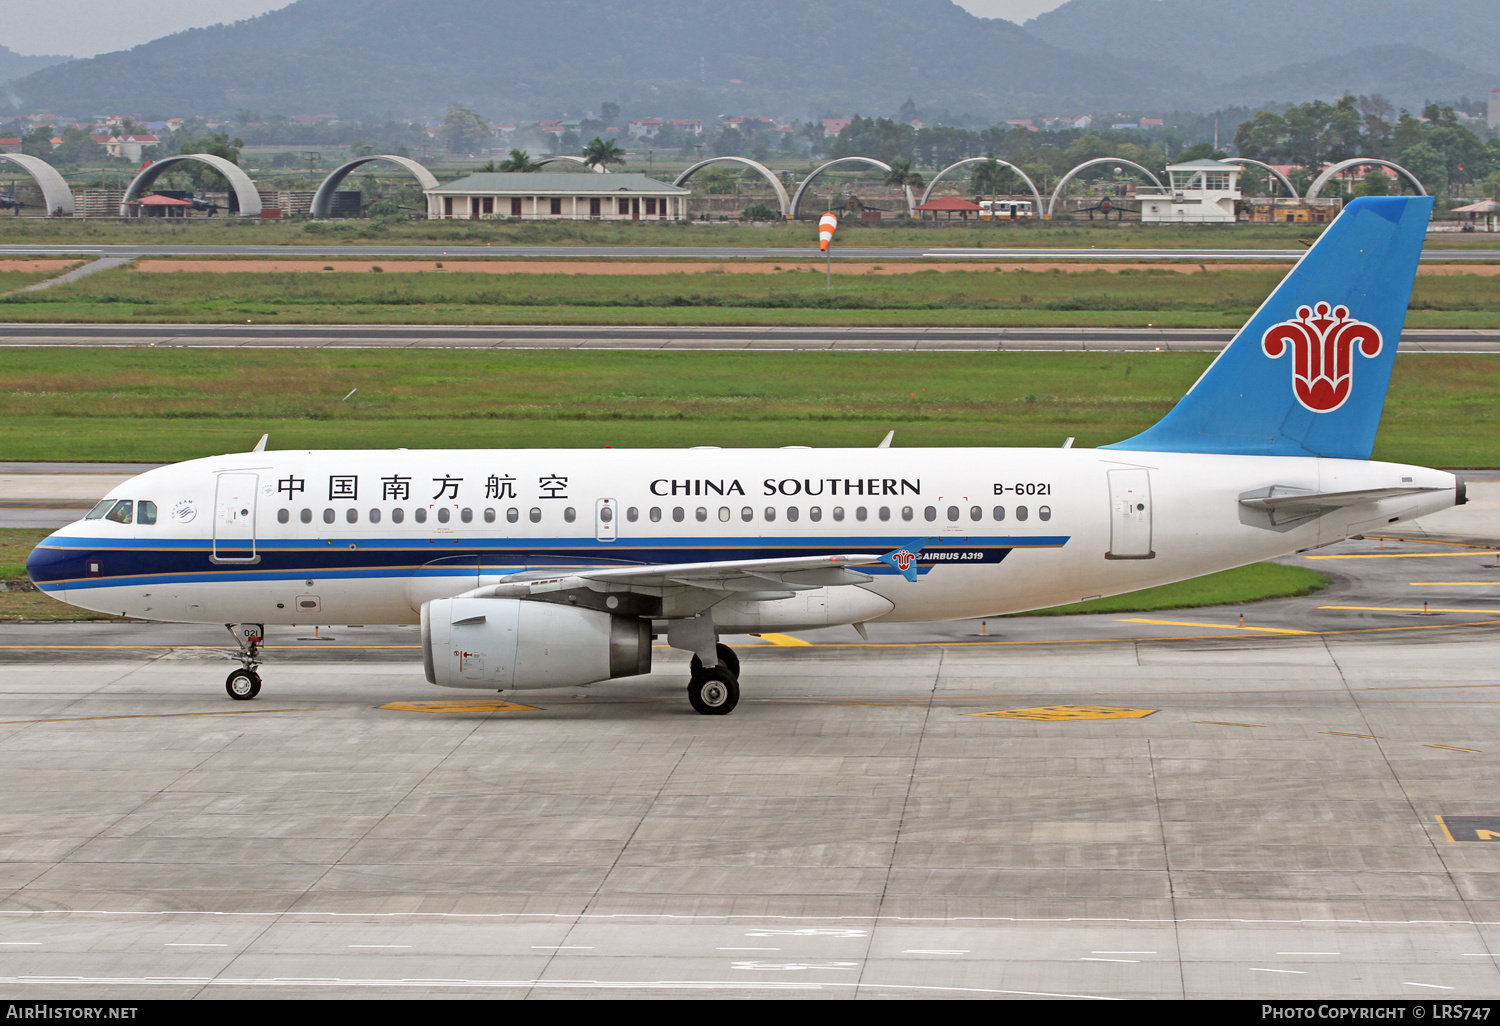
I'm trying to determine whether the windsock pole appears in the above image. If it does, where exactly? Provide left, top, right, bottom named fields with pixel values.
left=818, top=212, right=838, bottom=289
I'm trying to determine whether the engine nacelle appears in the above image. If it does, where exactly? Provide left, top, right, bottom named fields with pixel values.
left=422, top=597, right=652, bottom=690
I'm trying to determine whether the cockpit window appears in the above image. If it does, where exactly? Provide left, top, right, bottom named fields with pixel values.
left=138, top=501, right=158, bottom=525
left=104, top=500, right=133, bottom=524
left=84, top=499, right=115, bottom=520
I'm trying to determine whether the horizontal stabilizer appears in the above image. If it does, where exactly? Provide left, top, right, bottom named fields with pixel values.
left=1238, top=484, right=1442, bottom=527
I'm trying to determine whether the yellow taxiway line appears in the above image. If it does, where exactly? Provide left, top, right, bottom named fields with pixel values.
left=1118, top=618, right=1313, bottom=634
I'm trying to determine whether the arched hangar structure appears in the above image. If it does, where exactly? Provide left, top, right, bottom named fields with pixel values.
left=789, top=156, right=914, bottom=219
left=920, top=156, right=1043, bottom=214
left=673, top=157, right=791, bottom=219
left=122, top=154, right=262, bottom=217
left=1306, top=158, right=1425, bottom=200
left=1219, top=158, right=1298, bottom=200
left=1047, top=158, right=1165, bottom=219
left=0, top=153, right=74, bottom=216
left=311, top=155, right=440, bottom=217
left=535, top=155, right=607, bottom=173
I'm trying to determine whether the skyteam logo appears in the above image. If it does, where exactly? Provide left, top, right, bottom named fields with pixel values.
left=1262, top=302, right=1383, bottom=414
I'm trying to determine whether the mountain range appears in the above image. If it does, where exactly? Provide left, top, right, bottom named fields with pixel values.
left=4, top=0, right=1495, bottom=120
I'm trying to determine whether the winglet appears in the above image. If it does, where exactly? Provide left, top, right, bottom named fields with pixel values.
left=877, top=539, right=933, bottom=583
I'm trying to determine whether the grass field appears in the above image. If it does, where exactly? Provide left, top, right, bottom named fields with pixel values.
left=0, top=525, right=1328, bottom=622
left=0, top=216, right=1341, bottom=249
left=0, top=349, right=1496, bottom=466
left=5, top=264, right=1500, bottom=328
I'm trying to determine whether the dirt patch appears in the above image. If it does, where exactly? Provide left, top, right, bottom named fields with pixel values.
left=0, top=260, right=80, bottom=273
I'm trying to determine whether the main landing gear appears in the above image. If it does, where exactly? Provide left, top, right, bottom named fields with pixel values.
left=225, top=623, right=264, bottom=700
left=687, top=643, right=740, bottom=715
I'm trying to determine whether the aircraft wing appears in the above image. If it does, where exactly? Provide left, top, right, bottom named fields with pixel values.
left=463, top=552, right=888, bottom=602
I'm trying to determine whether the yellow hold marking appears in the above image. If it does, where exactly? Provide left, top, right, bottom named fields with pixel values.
left=1479, top=831, right=1500, bottom=840
left=1120, top=618, right=1312, bottom=635
left=1321, top=731, right=1380, bottom=739
left=1427, top=745, right=1481, bottom=753
left=1320, top=605, right=1500, bottom=614
left=970, top=705, right=1156, bottom=721
left=381, top=700, right=539, bottom=713
left=759, top=633, right=813, bottom=647
left=1307, top=552, right=1500, bottom=559
left=1196, top=721, right=1264, bottom=727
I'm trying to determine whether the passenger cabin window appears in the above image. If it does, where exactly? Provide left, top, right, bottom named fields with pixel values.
left=1039, top=506, right=1051, bottom=521
left=1016, top=505, right=1029, bottom=522
left=278, top=509, right=290, bottom=524
left=104, top=500, right=133, bottom=524
left=855, top=507, right=867, bottom=522
left=346, top=508, right=358, bottom=524
left=370, top=509, right=382, bottom=524
left=138, top=501, right=157, bottom=525
left=650, top=507, right=662, bottom=523
left=878, top=507, right=891, bottom=522
left=832, top=507, right=845, bottom=522
left=564, top=507, right=577, bottom=523
left=695, top=508, right=707, bottom=522
left=970, top=506, right=982, bottom=522
left=322, top=508, right=335, bottom=524
left=392, top=508, right=405, bottom=524
left=626, top=507, right=639, bottom=523
left=924, top=506, right=936, bottom=522
left=415, top=508, right=428, bottom=524
left=993, top=506, right=1005, bottom=521
left=901, top=507, right=913, bottom=522
left=529, top=508, right=541, bottom=523
left=506, top=508, right=518, bottom=523
left=810, top=507, right=822, bottom=522
left=741, top=507, right=753, bottom=522
left=483, top=508, right=495, bottom=524
left=437, top=508, right=450, bottom=523
left=947, top=506, right=959, bottom=522
left=461, top=508, right=473, bottom=524
left=764, top=507, right=776, bottom=522
left=301, top=508, right=313, bottom=524
left=672, top=507, right=685, bottom=523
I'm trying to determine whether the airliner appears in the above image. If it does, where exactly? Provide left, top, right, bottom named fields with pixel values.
left=27, top=196, right=1460, bottom=714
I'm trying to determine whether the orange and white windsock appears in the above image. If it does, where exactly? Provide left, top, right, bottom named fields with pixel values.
left=818, top=212, right=838, bottom=252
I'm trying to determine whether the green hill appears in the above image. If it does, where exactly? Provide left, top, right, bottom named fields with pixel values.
left=6, top=0, right=1176, bottom=119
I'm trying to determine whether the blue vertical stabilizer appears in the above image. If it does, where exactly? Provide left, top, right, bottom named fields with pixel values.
left=1105, top=195, right=1433, bottom=459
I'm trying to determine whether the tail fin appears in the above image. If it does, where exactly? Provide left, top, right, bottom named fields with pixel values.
left=1105, top=195, right=1433, bottom=459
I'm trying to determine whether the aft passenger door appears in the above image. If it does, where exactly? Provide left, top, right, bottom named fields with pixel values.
left=212, top=472, right=259, bottom=563
left=1106, top=468, right=1154, bottom=559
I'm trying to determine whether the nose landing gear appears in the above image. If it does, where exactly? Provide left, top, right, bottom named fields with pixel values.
left=225, top=623, right=264, bottom=700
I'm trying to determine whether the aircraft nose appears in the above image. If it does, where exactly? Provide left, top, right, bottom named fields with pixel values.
left=26, top=531, right=81, bottom=592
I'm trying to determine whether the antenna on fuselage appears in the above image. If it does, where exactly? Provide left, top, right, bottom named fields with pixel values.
left=1062, top=437, right=1074, bottom=448
left=877, top=430, right=894, bottom=448
left=252, top=433, right=269, bottom=452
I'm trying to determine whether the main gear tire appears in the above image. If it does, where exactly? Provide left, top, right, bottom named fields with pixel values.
left=688, top=665, right=739, bottom=715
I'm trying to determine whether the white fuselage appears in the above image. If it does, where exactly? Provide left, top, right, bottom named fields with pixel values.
left=30, top=447, right=1459, bottom=631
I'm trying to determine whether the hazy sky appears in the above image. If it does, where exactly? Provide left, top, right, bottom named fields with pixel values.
left=1, top=0, right=1071, bottom=58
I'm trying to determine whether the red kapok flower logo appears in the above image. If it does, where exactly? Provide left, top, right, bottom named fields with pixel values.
left=891, top=549, right=916, bottom=571
left=1262, top=302, right=1383, bottom=414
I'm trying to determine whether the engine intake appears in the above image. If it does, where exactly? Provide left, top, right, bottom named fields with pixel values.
left=422, top=597, right=652, bottom=690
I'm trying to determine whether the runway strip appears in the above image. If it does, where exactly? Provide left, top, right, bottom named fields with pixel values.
left=2, top=324, right=1498, bottom=351
left=0, top=242, right=1497, bottom=262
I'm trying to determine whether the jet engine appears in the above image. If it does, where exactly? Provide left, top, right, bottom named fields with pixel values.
left=422, top=597, right=652, bottom=690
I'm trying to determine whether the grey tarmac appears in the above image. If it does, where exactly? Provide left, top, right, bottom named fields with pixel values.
left=2, top=324, right=1499, bottom=352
